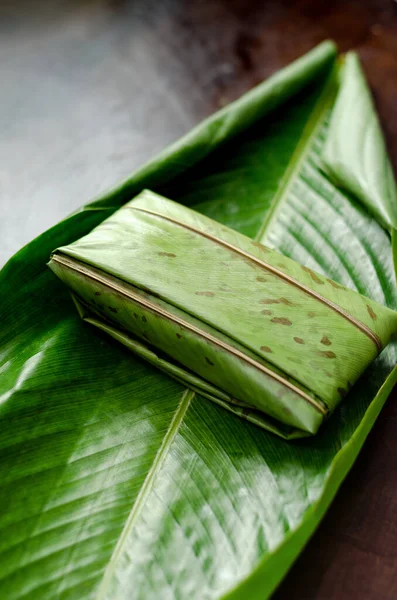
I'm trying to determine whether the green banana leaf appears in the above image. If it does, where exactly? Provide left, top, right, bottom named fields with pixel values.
left=1, top=40, right=396, bottom=600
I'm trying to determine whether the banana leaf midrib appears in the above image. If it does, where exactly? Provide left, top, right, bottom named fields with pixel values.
left=254, top=60, right=339, bottom=241
left=51, top=252, right=326, bottom=415
left=126, top=205, right=382, bottom=351
left=96, top=389, right=195, bottom=600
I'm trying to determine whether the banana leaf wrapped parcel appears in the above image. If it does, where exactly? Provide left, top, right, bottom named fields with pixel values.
left=48, top=191, right=397, bottom=439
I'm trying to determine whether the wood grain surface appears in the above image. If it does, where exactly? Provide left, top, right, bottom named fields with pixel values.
left=1, top=1, right=396, bottom=598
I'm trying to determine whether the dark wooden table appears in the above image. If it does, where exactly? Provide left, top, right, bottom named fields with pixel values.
left=1, top=1, right=396, bottom=598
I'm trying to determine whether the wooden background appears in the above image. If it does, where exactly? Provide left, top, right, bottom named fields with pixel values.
left=1, top=1, right=396, bottom=598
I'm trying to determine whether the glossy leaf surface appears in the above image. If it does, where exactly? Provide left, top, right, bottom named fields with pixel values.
left=0, top=41, right=396, bottom=600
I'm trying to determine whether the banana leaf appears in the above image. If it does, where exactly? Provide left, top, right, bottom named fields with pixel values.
left=1, top=41, right=396, bottom=600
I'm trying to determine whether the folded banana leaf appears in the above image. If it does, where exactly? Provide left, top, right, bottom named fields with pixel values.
left=1, top=41, right=397, bottom=600
left=49, top=191, right=397, bottom=439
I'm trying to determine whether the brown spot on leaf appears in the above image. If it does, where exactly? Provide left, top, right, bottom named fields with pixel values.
left=133, top=312, right=138, bottom=319
left=195, top=291, right=215, bottom=297
left=95, top=292, right=101, bottom=296
left=261, top=309, right=272, bottom=315
left=252, top=241, right=269, bottom=252
left=256, top=277, right=267, bottom=282
left=271, top=317, right=292, bottom=326
left=302, top=265, right=324, bottom=284
left=318, top=350, right=336, bottom=359
left=327, top=278, right=344, bottom=290
left=293, top=337, right=304, bottom=344
left=259, top=298, right=280, bottom=304
left=260, top=346, right=272, bottom=353
left=176, top=333, right=182, bottom=339
left=279, top=297, right=295, bottom=306
left=367, top=304, right=377, bottom=321
left=205, top=357, right=214, bottom=366
left=142, top=316, right=147, bottom=323
left=277, top=262, right=285, bottom=269
left=308, top=311, right=317, bottom=318
left=321, top=335, right=332, bottom=346
left=108, top=306, right=118, bottom=313
left=158, top=252, right=176, bottom=258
